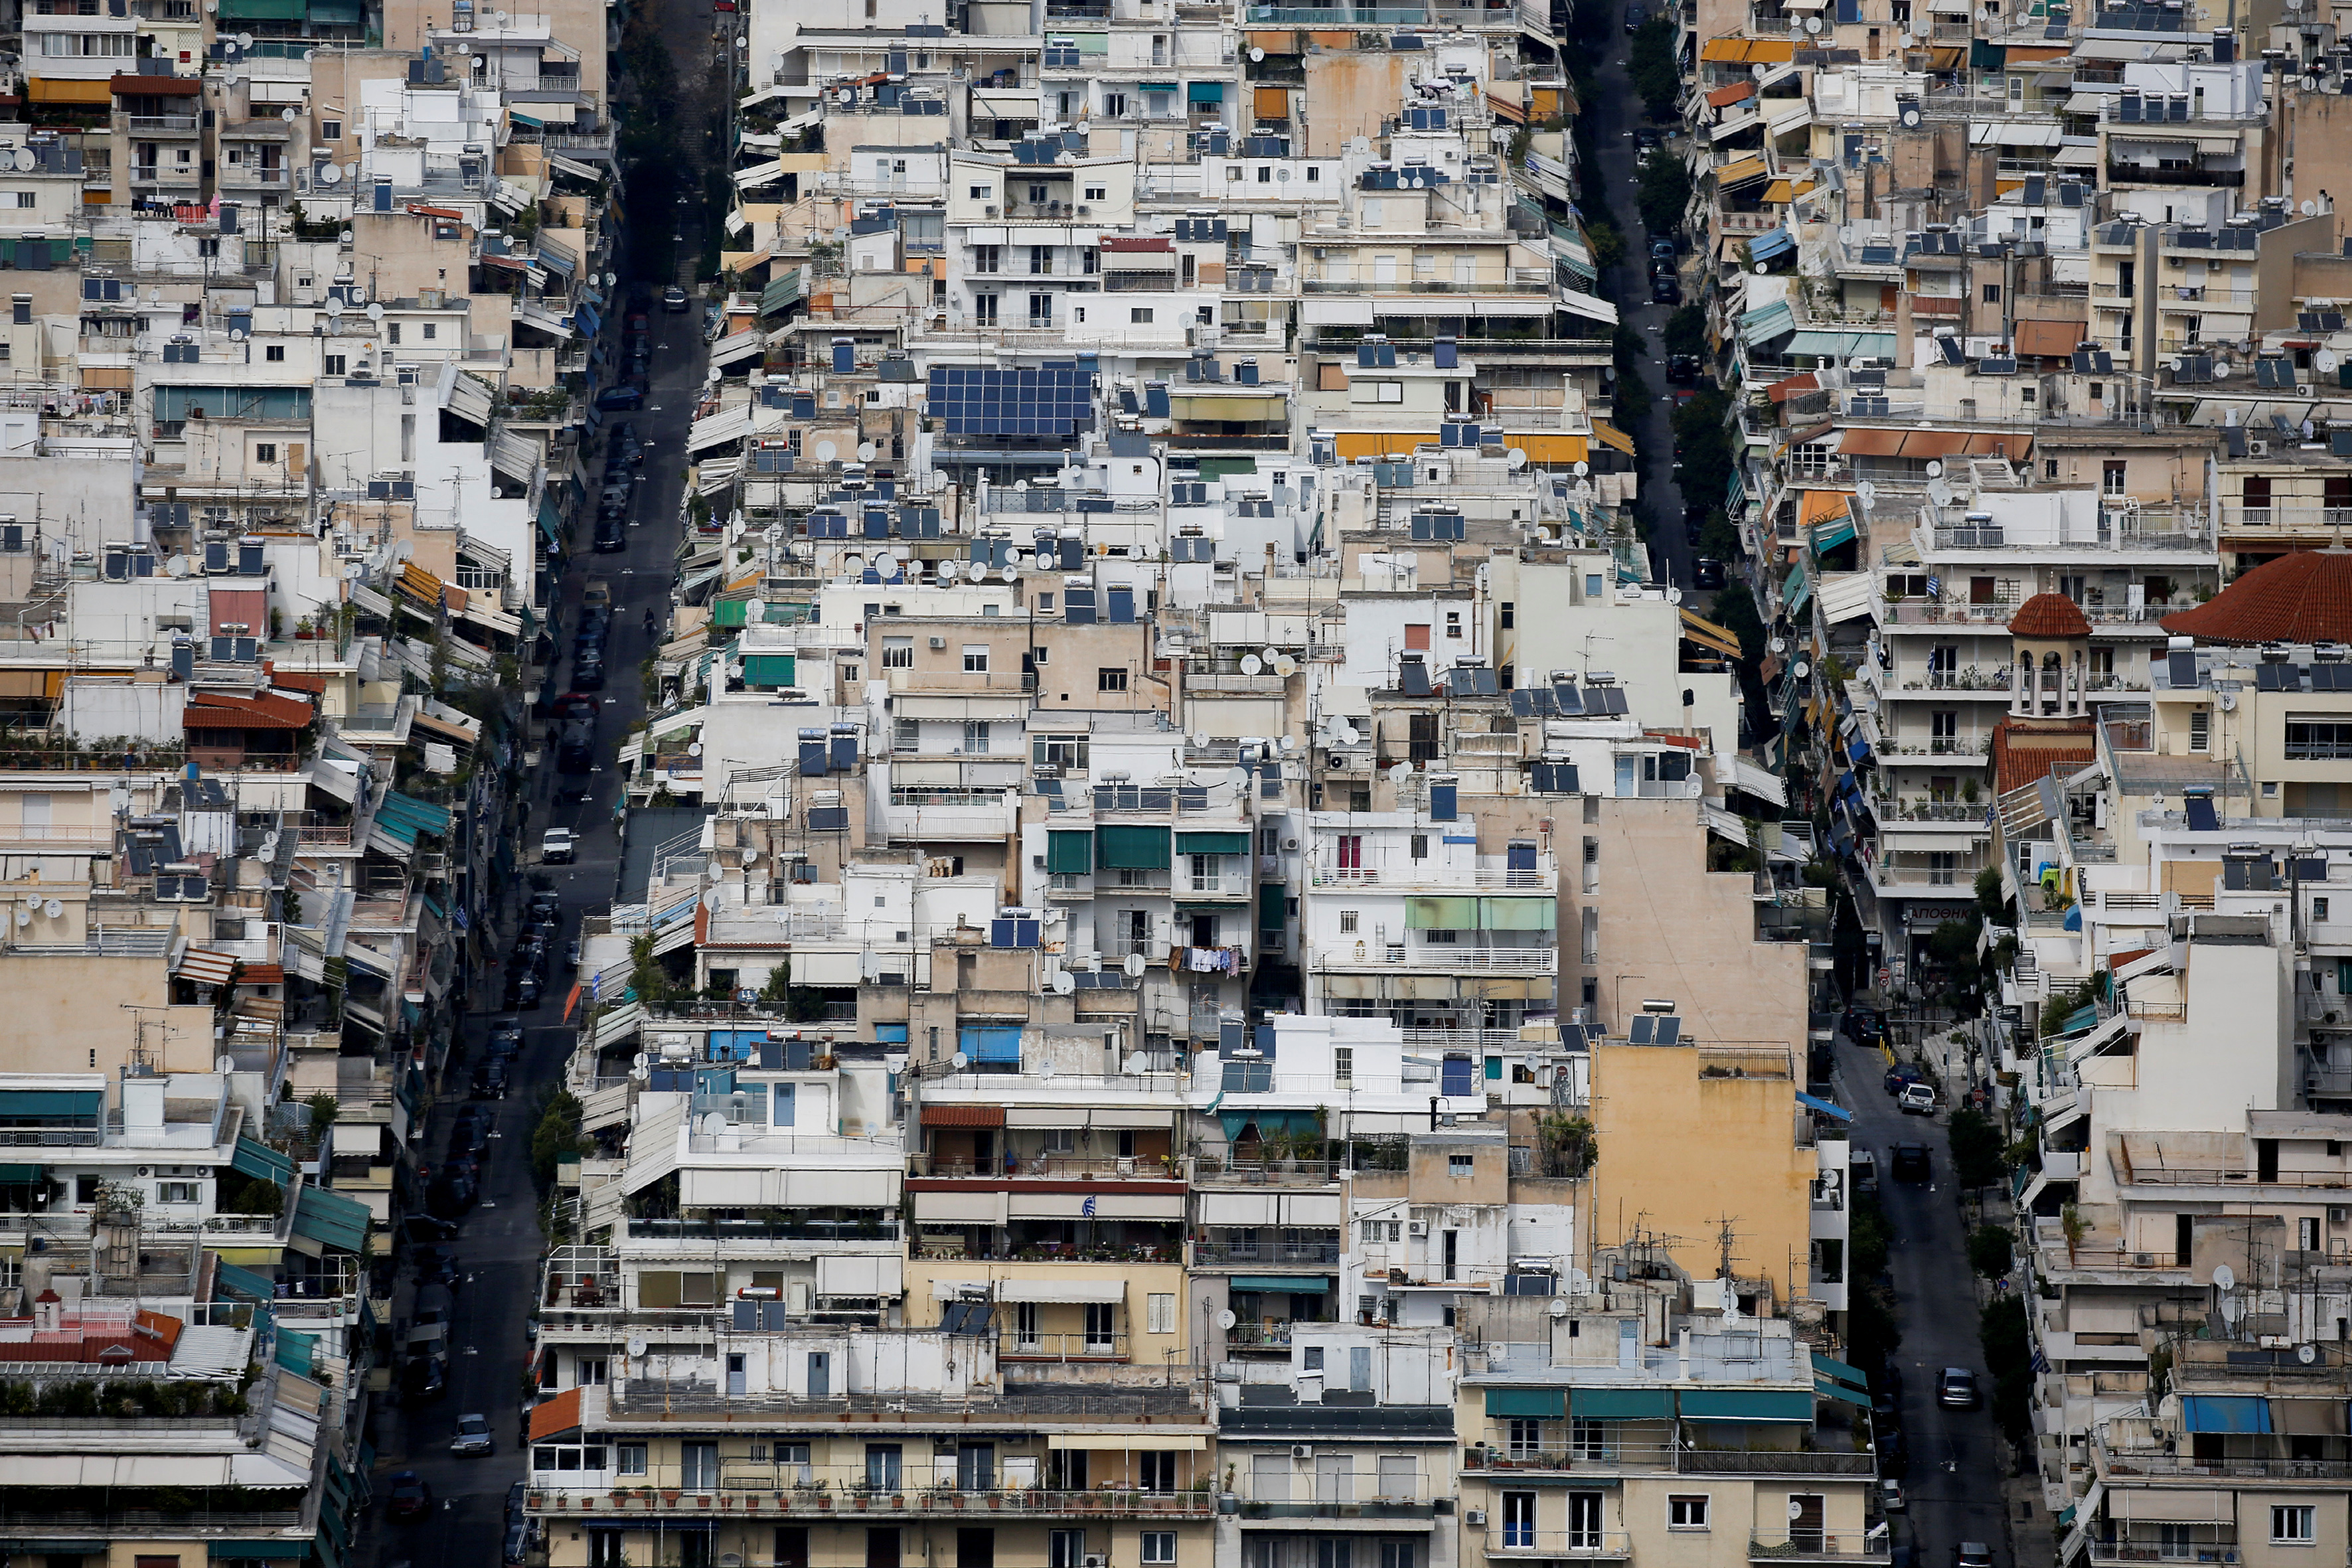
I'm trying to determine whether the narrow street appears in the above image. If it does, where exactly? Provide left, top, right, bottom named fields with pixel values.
left=362, top=0, right=720, bottom=1550
left=1836, top=1032, right=2015, bottom=1568
left=1581, top=13, right=1692, bottom=589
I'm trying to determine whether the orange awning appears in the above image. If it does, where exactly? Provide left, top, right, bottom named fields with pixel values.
left=1798, top=488, right=1855, bottom=526
left=2014, top=318, right=2087, bottom=358
left=1591, top=422, right=1635, bottom=457
left=1509, top=432, right=1593, bottom=463
left=27, top=78, right=112, bottom=104
left=1700, top=37, right=1795, bottom=61
left=529, top=1388, right=584, bottom=1442
left=1332, top=431, right=1436, bottom=459
left=1717, top=156, right=1770, bottom=187
left=1707, top=81, right=1758, bottom=108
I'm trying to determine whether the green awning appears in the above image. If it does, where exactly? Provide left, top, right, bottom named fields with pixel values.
left=1176, top=830, right=1249, bottom=855
left=1137, top=81, right=1178, bottom=91
left=1229, top=1276, right=1334, bottom=1293
left=1097, top=825, right=1171, bottom=870
left=1784, top=562, right=1812, bottom=616
left=1188, top=81, right=1225, bottom=101
left=740, top=653, right=797, bottom=686
left=1971, top=37, right=2005, bottom=68
left=214, top=1261, right=277, bottom=1302
left=1047, top=830, right=1095, bottom=874
left=759, top=268, right=805, bottom=316
left=0, top=1090, right=101, bottom=1119
left=1572, top=1387, right=1674, bottom=1421
left=1259, top=881, right=1287, bottom=929
left=233, top=1136, right=295, bottom=1185
left=1484, top=1387, right=1566, bottom=1419
left=291, top=1184, right=371, bottom=1253
left=1679, top=1389, right=1813, bottom=1422
left=307, top=0, right=360, bottom=21
left=1217, top=1111, right=1318, bottom=1141
left=1407, top=896, right=1478, bottom=929
left=712, top=598, right=750, bottom=629
left=1816, top=1380, right=1872, bottom=1408
left=274, top=1326, right=317, bottom=1377
left=0, top=1164, right=44, bottom=1184
left=215, top=0, right=305, bottom=17
left=212, top=1540, right=311, bottom=1559
left=1481, top=896, right=1556, bottom=931
left=1810, top=1351, right=1869, bottom=1391
left=1811, top=517, right=1857, bottom=553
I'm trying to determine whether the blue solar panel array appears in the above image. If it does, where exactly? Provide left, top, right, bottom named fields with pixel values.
left=928, top=366, right=1094, bottom=437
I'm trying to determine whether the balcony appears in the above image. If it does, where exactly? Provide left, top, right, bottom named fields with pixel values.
left=530, top=1485, right=1215, bottom=1520
left=998, top=1330, right=1130, bottom=1362
left=1484, top=1532, right=1632, bottom=1559
left=1300, top=269, right=1553, bottom=294
left=1313, top=945, right=1557, bottom=972
left=125, top=115, right=200, bottom=134
left=1193, top=1237, right=1344, bottom=1266
left=1678, top=1450, right=1874, bottom=1476
left=1752, top=1535, right=1892, bottom=1563
left=2105, top=163, right=2244, bottom=187
left=1464, top=1445, right=1675, bottom=1476
left=1308, top=860, right=1555, bottom=891
left=1238, top=1494, right=1439, bottom=1521
left=921, top=1156, right=1178, bottom=1182
left=1192, top=1155, right=1340, bottom=1187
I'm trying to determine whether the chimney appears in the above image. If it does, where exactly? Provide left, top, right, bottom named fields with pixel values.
left=33, top=1289, right=61, bottom=1332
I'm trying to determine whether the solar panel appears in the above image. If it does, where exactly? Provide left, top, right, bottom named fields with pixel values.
left=1559, top=1023, right=1589, bottom=1050
left=2168, top=650, right=2198, bottom=686
left=1654, top=1016, right=1682, bottom=1046
left=2184, top=791, right=2219, bottom=831
left=1399, top=659, right=1433, bottom=696
left=1553, top=683, right=1583, bottom=715
left=925, top=365, right=1095, bottom=437
left=1628, top=1016, right=1655, bottom=1044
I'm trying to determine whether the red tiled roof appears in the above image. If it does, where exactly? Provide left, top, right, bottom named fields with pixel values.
left=1991, top=716, right=2096, bottom=798
left=184, top=690, right=313, bottom=730
left=1706, top=82, right=1757, bottom=108
left=2009, top=592, right=2092, bottom=638
left=529, top=1387, right=583, bottom=1443
left=1766, top=372, right=1820, bottom=404
left=2160, top=549, right=2352, bottom=646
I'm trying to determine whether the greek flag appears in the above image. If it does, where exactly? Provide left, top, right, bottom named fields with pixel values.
left=590, top=971, right=602, bottom=1002
left=1081, top=1196, right=1097, bottom=1218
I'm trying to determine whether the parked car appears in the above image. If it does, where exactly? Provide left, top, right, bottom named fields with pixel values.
left=1667, top=353, right=1700, bottom=385
left=1624, top=3, right=1646, bottom=27
left=1898, top=1081, right=1938, bottom=1116
left=1692, top=557, right=1725, bottom=589
left=1890, top=1142, right=1931, bottom=1181
left=410, top=1243, right=460, bottom=1285
left=487, top=1020, right=525, bottom=1059
left=1651, top=274, right=1680, bottom=304
left=1956, top=1545, right=1993, bottom=1568
left=663, top=285, right=690, bottom=312
left=1650, top=237, right=1678, bottom=260
left=593, top=386, right=643, bottom=412
left=389, top=1472, right=433, bottom=1518
left=1843, top=1004, right=1886, bottom=1044
left=1885, top=1061, right=1927, bottom=1095
left=1878, top=1478, right=1905, bottom=1514
left=426, top=1174, right=476, bottom=1218
left=1938, top=1368, right=1980, bottom=1409
left=574, top=659, right=607, bottom=691
left=471, top=1059, right=509, bottom=1099
left=512, top=973, right=544, bottom=1008
left=504, top=1512, right=534, bottom=1567
left=594, top=522, right=627, bottom=553
left=542, top=828, right=577, bottom=864
left=451, top=1413, right=496, bottom=1457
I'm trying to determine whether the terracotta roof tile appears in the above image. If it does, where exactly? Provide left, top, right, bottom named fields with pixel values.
left=1991, top=716, right=2096, bottom=798
left=2008, top=592, right=2092, bottom=638
left=2159, top=550, right=2352, bottom=646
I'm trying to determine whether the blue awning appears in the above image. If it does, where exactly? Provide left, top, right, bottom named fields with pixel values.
left=1812, top=516, right=1857, bottom=552
left=2182, top=1395, right=2272, bottom=1434
left=1812, top=1351, right=1870, bottom=1390
left=1796, top=1093, right=1853, bottom=1122
left=1816, top=1379, right=1872, bottom=1408
left=537, top=246, right=575, bottom=276
left=539, top=492, right=566, bottom=546
left=214, top=1261, right=277, bottom=1302
left=576, top=300, right=602, bottom=338
left=1747, top=227, right=1794, bottom=262
left=1189, top=81, right=1225, bottom=101
left=511, top=110, right=545, bottom=127
left=291, top=1184, right=372, bottom=1253
left=1741, top=299, right=1796, bottom=347
left=1784, top=562, right=1811, bottom=615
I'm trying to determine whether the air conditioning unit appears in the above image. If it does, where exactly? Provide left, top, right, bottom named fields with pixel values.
left=1466, top=1510, right=1488, bottom=1528
left=2249, top=439, right=2270, bottom=457
left=1291, top=1445, right=1315, bottom=1460
left=985, top=205, right=1000, bottom=218
left=2300, top=384, right=2315, bottom=397
left=929, top=636, right=947, bottom=649
left=2330, top=1206, right=2349, bottom=1225
left=1083, top=1557, right=1108, bottom=1568
left=1408, top=1219, right=1429, bottom=1236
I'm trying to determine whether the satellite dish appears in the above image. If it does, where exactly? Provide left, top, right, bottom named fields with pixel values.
left=230, top=329, right=247, bottom=343
left=814, top=439, right=838, bottom=462
left=2221, top=1294, right=2247, bottom=1323
left=2300, top=1342, right=2319, bottom=1365
left=2213, top=1264, right=2236, bottom=1292
left=699, top=1112, right=728, bottom=1136
left=1755, top=262, right=1770, bottom=275
left=1241, top=654, right=1263, bottom=674
left=1350, top=136, right=1372, bottom=153
left=281, top=106, right=297, bottom=122
left=1901, top=107, right=1921, bottom=126
left=1192, top=730, right=1211, bottom=748
left=2304, top=200, right=2319, bottom=216
left=1507, top=447, right=1528, bottom=469
left=234, top=30, right=253, bottom=45
left=627, top=1335, right=649, bottom=1358
left=687, top=742, right=703, bottom=757
left=1387, top=761, right=1413, bottom=782
left=1752, top=62, right=1768, bottom=79
left=1924, top=460, right=1944, bottom=478
left=216, top=1054, right=237, bottom=1075
left=457, top=40, right=471, bottom=52
left=1857, top=480, right=1879, bottom=506
left=1573, top=461, right=1590, bottom=477
left=1805, top=13, right=1822, bottom=30
left=365, top=303, right=385, bottom=321
left=12, top=908, right=28, bottom=928
left=1250, top=45, right=1266, bottom=58
left=951, top=1050, right=971, bottom=1069
left=319, top=165, right=341, bottom=185
left=1052, top=971, right=1075, bottom=995
left=2214, top=358, right=2234, bottom=379
left=1275, top=655, right=1298, bottom=677
left=856, top=441, right=878, bottom=461
left=1793, top=660, right=1812, bottom=679
left=1224, top=767, right=1250, bottom=791
left=937, top=560, right=959, bottom=581
left=1217, top=1309, right=1239, bottom=1330
left=42, top=900, right=60, bottom=920
left=1768, top=638, right=1787, bottom=655
left=1549, top=1297, right=1571, bottom=1318
left=1123, top=952, right=1146, bottom=977
left=2319, top=350, right=2341, bottom=374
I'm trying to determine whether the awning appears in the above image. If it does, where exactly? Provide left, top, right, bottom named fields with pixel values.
left=1786, top=329, right=1898, bottom=360
left=2181, top=1395, right=2272, bottom=1434
left=1741, top=300, right=1795, bottom=347
left=1680, top=1389, right=1812, bottom=1421
left=1484, top=1387, right=1566, bottom=1418
left=1176, top=831, right=1249, bottom=855
left=1046, top=830, right=1094, bottom=874
left=234, top=1135, right=295, bottom=1185
left=921, top=1104, right=1005, bottom=1127
left=1097, top=825, right=1171, bottom=870
left=291, top=1184, right=371, bottom=1253
left=1188, top=82, right=1225, bottom=102
left=529, top=1388, right=584, bottom=1443
left=214, top=1261, right=277, bottom=1302
left=1796, top=1092, right=1852, bottom=1121
left=1229, top=1276, right=1334, bottom=1293
left=1812, top=1352, right=1870, bottom=1391
left=997, top=1278, right=1129, bottom=1303
left=1680, top=609, right=1743, bottom=661
left=1573, top=1387, right=1674, bottom=1420
left=0, top=1164, right=42, bottom=1184
left=1816, top=1380, right=1873, bottom=1408
left=1050, top=1433, right=1208, bottom=1450
left=1748, top=228, right=1794, bottom=262
left=1716, top=155, right=1770, bottom=188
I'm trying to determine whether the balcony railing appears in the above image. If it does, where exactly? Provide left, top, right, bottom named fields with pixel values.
left=531, top=1484, right=1213, bottom=1518
left=1752, top=1535, right=1890, bottom=1561
left=1312, top=945, right=1557, bottom=972
left=921, top=1157, right=1176, bottom=1181
left=1194, top=1239, right=1344, bottom=1265
left=1484, top=1531, right=1633, bottom=1558
left=998, top=1330, right=1129, bottom=1360
left=1192, top=1156, right=1340, bottom=1186
left=1678, top=1450, right=1874, bottom=1476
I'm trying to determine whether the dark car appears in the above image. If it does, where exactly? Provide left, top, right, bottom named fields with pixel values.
left=1843, top=1004, right=1885, bottom=1044
left=1625, top=2, right=1646, bottom=26
left=513, top=973, right=545, bottom=1008
left=487, top=1022, right=525, bottom=1059
left=400, top=1348, right=448, bottom=1399
left=427, top=1175, right=477, bottom=1219
left=1885, top=1061, right=1928, bottom=1094
left=449, top=1119, right=490, bottom=1158
left=1651, top=275, right=1680, bottom=305
left=471, top=1060, right=509, bottom=1100
left=572, top=661, right=606, bottom=692
left=663, top=285, right=690, bottom=312
left=400, top=1215, right=458, bottom=1247
left=625, top=312, right=649, bottom=335
left=595, top=523, right=627, bottom=554
left=1956, top=1545, right=1992, bottom=1568
left=1667, top=353, right=1700, bottom=384
left=1891, top=1142, right=1932, bottom=1182
left=1692, top=556, right=1725, bottom=589
left=389, top=1472, right=433, bottom=1518
left=593, top=386, right=644, bottom=412
left=504, top=1512, right=534, bottom=1567
left=410, top=1242, right=459, bottom=1283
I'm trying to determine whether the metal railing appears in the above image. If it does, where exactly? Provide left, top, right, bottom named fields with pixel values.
left=1484, top=1531, right=1633, bottom=1557
left=1751, top=1535, right=1887, bottom=1560
left=998, top=1330, right=1129, bottom=1360
left=1312, top=945, right=1557, bottom=971
left=1194, top=1238, right=1343, bottom=1265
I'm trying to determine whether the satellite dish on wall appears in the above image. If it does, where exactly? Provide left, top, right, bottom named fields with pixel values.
left=1123, top=953, right=1145, bottom=977
left=1052, top=971, right=1075, bottom=994
left=1250, top=45, right=1265, bottom=58
left=856, top=441, right=878, bottom=461
left=2212, top=1264, right=2236, bottom=1292
left=1805, top=14, right=1822, bottom=31
left=42, top=900, right=60, bottom=920
left=1241, top=655, right=1263, bottom=674
left=627, top=1335, right=649, bottom=1358
left=281, top=106, right=298, bottom=122
left=814, top=439, right=838, bottom=462
left=1217, top=1309, right=1239, bottom=1330
left=951, top=1050, right=970, bottom=1069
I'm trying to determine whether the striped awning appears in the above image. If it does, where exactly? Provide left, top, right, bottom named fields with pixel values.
left=177, top=948, right=244, bottom=988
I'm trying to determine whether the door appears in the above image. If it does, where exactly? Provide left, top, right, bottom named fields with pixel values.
left=957, top=1444, right=996, bottom=1492
left=1315, top=1451, right=1354, bottom=1504
left=955, top=1529, right=994, bottom=1568
left=1016, top=1301, right=1042, bottom=1352
left=1790, top=1494, right=1826, bottom=1551
left=1048, top=1530, right=1086, bottom=1568
left=1338, top=834, right=1362, bottom=872
left=1084, top=1301, right=1117, bottom=1353
left=682, top=1441, right=718, bottom=1489
left=1190, top=912, right=1217, bottom=947
left=1377, top=1453, right=1417, bottom=1500
left=1568, top=1490, right=1606, bottom=1549
left=807, top=1352, right=830, bottom=1397
left=1126, top=909, right=1150, bottom=953
left=1373, top=254, right=1397, bottom=286
left=1253, top=1450, right=1293, bottom=1502
left=1442, top=1229, right=1459, bottom=1281
left=726, top=1353, right=747, bottom=1395
left=1502, top=1491, right=1539, bottom=1548
left=1350, top=1346, right=1372, bottom=1393
left=865, top=1529, right=901, bottom=1568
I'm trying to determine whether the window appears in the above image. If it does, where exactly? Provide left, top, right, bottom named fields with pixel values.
left=617, top=1444, right=648, bottom=1475
left=422, top=323, right=437, bottom=341
left=1034, top=734, right=1089, bottom=770
left=1404, top=623, right=1432, bottom=651
left=1445, top=611, right=1462, bottom=639
left=1334, top=1047, right=1353, bottom=1085
left=1190, top=854, right=1221, bottom=893
left=1449, top=1154, right=1474, bottom=1177
left=1131, top=307, right=1154, bottom=323
left=324, top=354, right=347, bottom=376
left=1410, top=834, right=1429, bottom=860
left=2274, top=1507, right=2316, bottom=1543
left=386, top=323, right=401, bottom=344
left=1982, top=282, right=2002, bottom=303
left=265, top=345, right=285, bottom=362
left=577, top=1357, right=609, bottom=1385
left=1098, top=666, right=1129, bottom=692
left=961, top=721, right=992, bottom=754
left=2286, top=720, right=2352, bottom=759
left=1339, top=910, right=1359, bottom=933
left=883, top=637, right=913, bottom=669
left=1502, top=1492, right=1539, bottom=1549
left=973, top=293, right=998, bottom=326
left=1500, top=601, right=1514, bottom=629
left=1148, top=1292, right=1176, bottom=1334
left=1670, top=1496, right=1711, bottom=1530
left=1030, top=245, right=1055, bottom=275
left=866, top=1445, right=902, bottom=1490
left=969, top=184, right=989, bottom=198
left=1141, top=1534, right=1176, bottom=1566
left=254, top=444, right=277, bottom=463
left=157, top=1181, right=199, bottom=1204
left=2102, top=459, right=2128, bottom=497
left=2190, top=709, right=2211, bottom=751
left=1373, top=381, right=1404, bottom=403
left=1029, top=293, right=1054, bottom=327
left=961, top=645, right=990, bottom=672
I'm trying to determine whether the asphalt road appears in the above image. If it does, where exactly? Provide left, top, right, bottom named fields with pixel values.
left=1838, top=1034, right=2013, bottom=1568
left=366, top=208, right=714, bottom=1568
left=1583, top=14, right=1693, bottom=590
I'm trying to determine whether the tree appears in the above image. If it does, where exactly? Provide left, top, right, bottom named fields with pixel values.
left=305, top=1093, right=339, bottom=1150
left=1948, top=1106, right=2009, bottom=1191
left=1975, top=863, right=2014, bottom=924
left=1699, top=507, right=1743, bottom=563
left=530, top=1089, right=592, bottom=1190
left=1966, top=1223, right=2014, bottom=1279
left=1711, top=581, right=1766, bottom=665
left=1979, top=1295, right=2033, bottom=1441
left=1626, top=17, right=1682, bottom=121
left=1584, top=215, right=1626, bottom=274
left=1636, top=148, right=1693, bottom=237
left=1662, top=304, right=1708, bottom=361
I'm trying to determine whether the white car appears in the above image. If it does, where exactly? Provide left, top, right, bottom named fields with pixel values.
left=1897, top=1081, right=1938, bottom=1116
left=540, top=828, right=576, bottom=865
left=451, top=1411, right=495, bottom=1456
